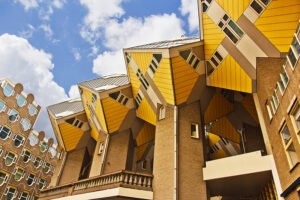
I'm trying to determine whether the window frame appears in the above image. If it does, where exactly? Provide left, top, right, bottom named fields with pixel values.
left=191, top=123, right=199, bottom=139
left=14, top=167, right=25, bottom=182
left=7, top=109, right=20, bottom=123
left=33, top=156, right=42, bottom=169
left=98, top=143, right=104, bottom=155
left=13, top=134, right=25, bottom=148
left=288, top=35, right=300, bottom=70
left=40, top=141, right=48, bottom=153
left=0, top=170, right=9, bottom=186
left=28, top=104, right=38, bottom=116
left=16, top=94, right=27, bottom=107
left=43, top=162, right=51, bottom=174
left=38, top=178, right=46, bottom=190
left=2, top=82, right=15, bottom=97
left=26, top=173, right=36, bottom=186
left=4, top=186, right=18, bottom=200
left=19, top=191, right=29, bottom=200
left=4, top=151, right=17, bottom=166
left=289, top=100, right=300, bottom=142
left=0, top=125, right=12, bottom=140
left=0, top=98, right=7, bottom=112
left=158, top=106, right=166, bottom=120
left=21, top=149, right=32, bottom=163
left=21, top=118, right=31, bottom=131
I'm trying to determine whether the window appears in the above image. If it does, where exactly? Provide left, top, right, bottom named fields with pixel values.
left=21, top=118, right=31, bottom=131
left=43, top=162, right=51, bottom=174
left=159, top=106, right=165, bottom=120
left=33, top=157, right=42, bottom=168
left=288, top=36, right=300, bottom=69
left=109, top=91, right=120, bottom=100
left=0, top=99, right=7, bottom=112
left=0, top=171, right=8, bottom=186
left=49, top=147, right=57, bottom=158
left=290, top=101, right=300, bottom=133
left=8, top=109, right=20, bottom=123
left=26, top=173, right=36, bottom=186
left=19, top=192, right=29, bottom=200
left=16, top=94, right=27, bottom=107
left=279, top=122, right=299, bottom=168
left=0, top=126, right=12, bottom=140
left=2, top=82, right=15, bottom=97
left=38, top=178, right=46, bottom=190
left=4, top=152, right=17, bottom=166
left=206, top=61, right=215, bottom=76
left=142, top=160, right=147, bottom=170
left=265, top=103, right=273, bottom=120
left=291, top=36, right=300, bottom=57
left=13, top=134, right=25, bottom=148
left=22, top=150, right=32, bottom=163
left=40, top=141, right=48, bottom=152
left=98, top=143, right=104, bottom=155
left=278, top=66, right=289, bottom=95
left=14, top=167, right=25, bottom=181
left=28, top=104, right=38, bottom=116
left=4, top=186, right=18, bottom=200
left=191, top=123, right=199, bottom=138
left=288, top=47, right=297, bottom=68
left=136, top=69, right=149, bottom=90
left=91, top=93, right=97, bottom=107
left=250, top=0, right=263, bottom=14
left=228, top=20, right=244, bottom=37
left=28, top=133, right=39, bottom=146
left=179, top=49, right=191, bottom=60
left=270, top=90, right=279, bottom=113
left=224, top=27, right=238, bottom=44
left=202, top=2, right=208, bottom=13
left=31, top=195, right=39, bottom=200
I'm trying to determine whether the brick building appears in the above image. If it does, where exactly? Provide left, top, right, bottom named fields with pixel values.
left=0, top=79, right=59, bottom=200
left=40, top=0, right=300, bottom=199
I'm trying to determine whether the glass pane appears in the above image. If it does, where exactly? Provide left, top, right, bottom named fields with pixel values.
left=287, top=143, right=299, bottom=167
left=260, top=0, right=270, bottom=6
left=228, top=20, right=244, bottom=37
left=40, top=142, right=47, bottom=152
left=292, top=103, right=300, bottom=129
left=34, top=157, right=41, bottom=168
left=0, top=100, right=6, bottom=112
left=28, top=104, right=37, bottom=116
left=224, top=27, right=238, bottom=44
left=251, top=1, right=263, bottom=14
left=206, top=61, right=215, bottom=76
left=14, top=169, right=23, bottom=181
left=281, top=125, right=291, bottom=145
left=179, top=49, right=191, bottom=60
left=214, top=51, right=223, bottom=62
left=202, top=3, right=208, bottom=12
left=28, top=134, right=38, bottom=146
left=14, top=135, right=23, bottom=147
left=288, top=48, right=297, bottom=67
left=17, top=95, right=27, bottom=107
left=189, top=55, right=196, bottom=65
left=5, top=153, right=15, bottom=166
left=3, top=84, right=14, bottom=97
left=282, top=69, right=289, bottom=84
left=8, top=110, right=19, bottom=122
left=0, top=172, right=6, bottom=185
left=0, top=126, right=10, bottom=140
left=21, top=119, right=31, bottom=131
left=109, top=91, right=120, bottom=100
left=211, top=57, right=219, bottom=66
left=292, top=36, right=300, bottom=56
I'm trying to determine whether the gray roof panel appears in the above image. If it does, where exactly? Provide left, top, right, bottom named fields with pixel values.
left=47, top=98, right=84, bottom=119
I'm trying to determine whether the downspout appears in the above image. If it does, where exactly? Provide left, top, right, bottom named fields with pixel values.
left=100, top=133, right=110, bottom=175
left=174, top=106, right=178, bottom=200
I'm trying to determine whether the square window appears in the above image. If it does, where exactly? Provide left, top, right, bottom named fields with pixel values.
left=291, top=102, right=300, bottom=133
left=286, top=143, right=299, bottom=168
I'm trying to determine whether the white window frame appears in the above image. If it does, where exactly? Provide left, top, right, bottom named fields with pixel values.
left=0, top=125, right=12, bottom=140
left=19, top=191, right=29, bottom=200
left=28, top=104, right=38, bottom=116
left=26, top=173, right=36, bottom=186
left=288, top=35, right=300, bottom=70
left=4, top=152, right=17, bottom=166
left=13, top=167, right=25, bottom=182
left=8, top=109, right=20, bottom=123
left=13, top=134, right=25, bottom=148
left=266, top=103, right=273, bottom=121
left=21, top=150, right=32, bottom=163
left=43, top=162, right=51, bottom=174
left=0, top=171, right=8, bottom=186
left=2, top=82, right=15, bottom=97
left=33, top=157, right=42, bottom=169
left=98, top=143, right=104, bottom=155
left=191, top=123, right=199, bottom=139
left=0, top=99, right=7, bottom=112
left=39, top=141, right=48, bottom=153
left=158, top=106, right=165, bottom=120
left=21, top=118, right=31, bottom=131
left=16, top=94, right=27, bottom=107
left=4, top=186, right=18, bottom=199
left=38, top=178, right=46, bottom=190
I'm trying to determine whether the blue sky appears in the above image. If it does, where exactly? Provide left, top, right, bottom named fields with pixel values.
left=0, top=0, right=199, bottom=139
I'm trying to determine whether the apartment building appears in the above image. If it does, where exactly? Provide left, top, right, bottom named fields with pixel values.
left=40, top=0, right=300, bottom=199
left=0, top=79, right=59, bottom=200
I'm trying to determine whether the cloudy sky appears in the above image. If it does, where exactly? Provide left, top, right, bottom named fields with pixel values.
left=0, top=0, right=199, bottom=139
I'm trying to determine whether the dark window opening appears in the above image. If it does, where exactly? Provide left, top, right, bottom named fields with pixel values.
left=202, top=3, right=208, bottom=12
left=218, top=21, right=224, bottom=28
left=151, top=60, right=158, bottom=69
left=251, top=1, right=263, bottom=14
left=78, top=122, right=83, bottom=129
left=180, top=49, right=191, bottom=60
left=224, top=27, right=238, bottom=44
left=206, top=62, right=215, bottom=76
left=211, top=57, right=219, bottom=66
left=153, top=54, right=162, bottom=63
left=66, top=117, right=75, bottom=125
left=109, top=91, right=120, bottom=100
left=123, top=98, right=128, bottom=105
left=74, top=120, right=79, bottom=127
left=223, top=14, right=229, bottom=21
left=288, top=48, right=297, bottom=67
left=118, top=95, right=124, bottom=103
left=214, top=51, right=223, bottom=62
left=189, top=55, right=196, bottom=65
left=228, top=20, right=244, bottom=37
left=149, top=64, right=156, bottom=73
left=193, top=59, right=200, bottom=69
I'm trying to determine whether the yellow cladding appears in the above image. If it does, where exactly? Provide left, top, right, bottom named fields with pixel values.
left=241, top=94, right=259, bottom=123
left=58, top=123, right=84, bottom=152
left=255, top=0, right=300, bottom=52
left=102, top=97, right=129, bottom=133
left=136, top=122, right=155, bottom=147
left=153, top=58, right=175, bottom=105
left=208, top=132, right=228, bottom=159
left=91, top=125, right=99, bottom=141
left=211, top=117, right=240, bottom=144
left=95, top=96, right=108, bottom=133
left=137, top=143, right=148, bottom=161
left=202, top=14, right=225, bottom=60
left=131, top=52, right=153, bottom=75
left=209, top=55, right=252, bottom=93
left=204, top=92, right=232, bottom=124
left=128, top=66, right=141, bottom=98
left=49, top=114, right=65, bottom=148
left=171, top=56, right=199, bottom=105
left=215, top=0, right=252, bottom=21
left=137, top=99, right=156, bottom=126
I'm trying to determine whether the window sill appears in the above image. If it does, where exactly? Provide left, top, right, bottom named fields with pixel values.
left=289, top=162, right=299, bottom=173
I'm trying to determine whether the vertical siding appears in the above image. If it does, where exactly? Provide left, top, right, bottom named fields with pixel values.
left=209, top=55, right=252, bottom=93
left=171, top=56, right=199, bottom=105
left=101, top=97, right=128, bottom=133
left=58, top=123, right=84, bottom=151
left=49, top=114, right=65, bottom=148
left=204, top=92, right=232, bottom=124
left=211, top=117, right=240, bottom=144
left=153, top=58, right=175, bottom=105
left=136, top=98, right=156, bottom=126
left=203, top=14, right=225, bottom=60
left=128, top=66, right=140, bottom=99
left=136, top=122, right=155, bottom=146
left=215, top=0, right=252, bottom=21
left=255, top=0, right=300, bottom=52
left=131, top=52, right=153, bottom=75
left=137, top=143, right=149, bottom=161
left=241, top=94, right=259, bottom=123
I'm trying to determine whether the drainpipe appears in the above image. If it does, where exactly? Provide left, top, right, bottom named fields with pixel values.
left=174, top=106, right=178, bottom=200
left=100, top=133, right=110, bottom=175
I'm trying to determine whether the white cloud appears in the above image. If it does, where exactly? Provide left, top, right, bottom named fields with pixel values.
left=0, top=34, right=68, bottom=139
left=68, top=85, right=80, bottom=99
left=92, top=14, right=185, bottom=76
left=180, top=0, right=199, bottom=33
left=72, top=48, right=81, bottom=61
left=18, top=24, right=36, bottom=39
left=39, top=24, right=53, bottom=38
left=14, top=0, right=40, bottom=10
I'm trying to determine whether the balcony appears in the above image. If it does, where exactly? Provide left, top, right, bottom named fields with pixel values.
left=40, top=170, right=153, bottom=200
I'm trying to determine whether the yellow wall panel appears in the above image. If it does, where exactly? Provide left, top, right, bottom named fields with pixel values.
left=137, top=143, right=148, bottom=161
left=137, top=99, right=156, bottom=126
left=90, top=125, right=99, bottom=141
left=211, top=117, right=240, bottom=144
left=215, top=0, right=252, bottom=21
left=208, top=55, right=252, bottom=93
left=102, top=97, right=129, bottom=133
left=204, top=91, right=232, bottom=124
left=128, top=66, right=140, bottom=98
left=171, top=56, right=199, bottom=105
left=208, top=133, right=228, bottom=160
left=49, top=114, right=65, bottom=149
left=58, top=123, right=84, bottom=152
left=241, top=94, right=259, bottom=124
left=255, top=0, right=300, bottom=52
left=153, top=58, right=175, bottom=105
left=131, top=52, right=153, bottom=75
left=202, top=14, right=225, bottom=60
left=136, top=122, right=155, bottom=147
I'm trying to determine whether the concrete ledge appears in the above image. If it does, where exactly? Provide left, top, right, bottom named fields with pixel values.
left=52, top=187, right=153, bottom=200
left=203, top=151, right=272, bottom=180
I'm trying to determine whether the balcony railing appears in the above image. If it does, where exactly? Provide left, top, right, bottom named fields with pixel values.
left=40, top=170, right=153, bottom=199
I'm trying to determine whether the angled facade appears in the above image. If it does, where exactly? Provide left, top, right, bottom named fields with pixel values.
left=40, top=0, right=300, bottom=200
left=0, top=78, right=59, bottom=200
